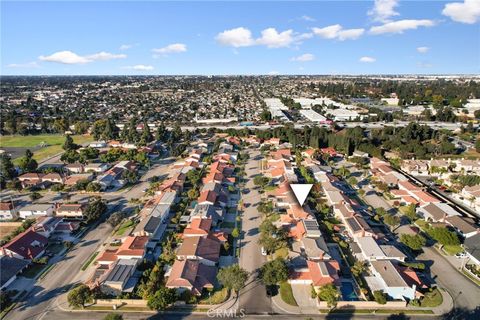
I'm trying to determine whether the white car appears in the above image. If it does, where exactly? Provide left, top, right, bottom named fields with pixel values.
left=261, top=247, right=267, bottom=256
left=455, top=252, right=467, bottom=259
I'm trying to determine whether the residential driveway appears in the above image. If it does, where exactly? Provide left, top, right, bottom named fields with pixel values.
left=362, top=186, right=392, bottom=212
left=418, top=246, right=480, bottom=310
left=238, top=149, right=272, bottom=315
left=290, top=283, right=318, bottom=313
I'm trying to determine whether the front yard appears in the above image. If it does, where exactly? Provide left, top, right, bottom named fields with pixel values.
left=279, top=281, right=298, bottom=306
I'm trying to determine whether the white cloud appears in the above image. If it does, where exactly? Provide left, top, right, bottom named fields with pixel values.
left=312, top=24, right=342, bottom=39
left=370, top=19, right=435, bottom=34
left=39, top=51, right=91, bottom=64
left=312, top=24, right=365, bottom=40
left=86, top=52, right=126, bottom=61
left=442, top=0, right=480, bottom=24
left=124, top=65, right=154, bottom=71
left=301, top=15, right=316, bottom=22
left=152, top=43, right=187, bottom=54
left=368, top=0, right=400, bottom=22
left=359, top=56, right=376, bottom=63
left=337, top=29, right=365, bottom=40
left=7, top=61, right=39, bottom=68
left=268, top=70, right=280, bottom=75
left=119, top=44, right=133, bottom=50
left=291, top=53, right=315, bottom=62
left=39, top=50, right=126, bottom=64
left=216, top=27, right=255, bottom=47
left=417, top=46, right=429, bottom=53
left=256, top=28, right=294, bottom=48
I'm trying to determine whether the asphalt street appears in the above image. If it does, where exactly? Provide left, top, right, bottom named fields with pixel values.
left=238, top=149, right=272, bottom=314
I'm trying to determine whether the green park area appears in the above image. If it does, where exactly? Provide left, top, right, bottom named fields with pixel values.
left=0, top=134, right=93, bottom=162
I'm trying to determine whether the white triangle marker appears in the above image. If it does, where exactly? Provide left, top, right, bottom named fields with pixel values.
left=290, top=184, right=313, bottom=206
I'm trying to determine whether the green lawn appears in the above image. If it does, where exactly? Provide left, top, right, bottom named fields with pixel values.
left=279, top=282, right=298, bottom=306
left=81, top=251, right=99, bottom=271
left=198, top=288, right=230, bottom=304
left=442, top=245, right=463, bottom=256
left=0, top=134, right=93, bottom=148
left=419, top=288, right=443, bottom=307
left=115, top=220, right=134, bottom=236
left=1, top=134, right=94, bottom=162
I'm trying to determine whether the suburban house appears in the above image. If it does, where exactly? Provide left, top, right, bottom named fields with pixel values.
left=65, top=163, right=84, bottom=174
left=165, top=259, right=217, bottom=296
left=1, top=229, right=48, bottom=260
left=417, top=203, right=461, bottom=223
left=56, top=203, right=86, bottom=219
left=0, top=256, right=30, bottom=290
left=289, top=260, right=340, bottom=288
left=365, top=260, right=419, bottom=301
left=190, top=204, right=224, bottom=226
left=18, top=203, right=54, bottom=219
left=18, top=173, right=44, bottom=188
left=0, top=202, right=17, bottom=220
left=84, top=163, right=110, bottom=173
left=32, top=217, right=62, bottom=238
left=176, top=236, right=221, bottom=266
left=464, top=233, right=480, bottom=266
left=100, top=258, right=140, bottom=295
left=41, top=172, right=64, bottom=184
left=354, top=237, right=406, bottom=262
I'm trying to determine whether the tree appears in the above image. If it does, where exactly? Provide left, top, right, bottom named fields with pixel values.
left=351, top=261, right=367, bottom=277
left=400, top=234, right=426, bottom=251
left=403, top=204, right=418, bottom=221
left=121, top=170, right=138, bottom=184
left=253, top=176, right=270, bottom=188
left=29, top=192, right=41, bottom=201
left=231, top=227, right=240, bottom=238
left=217, top=264, right=249, bottom=294
left=429, top=227, right=460, bottom=246
left=0, top=153, right=17, bottom=185
left=373, top=290, right=387, bottom=304
left=187, top=188, right=199, bottom=200
left=18, top=149, right=38, bottom=173
left=476, top=139, right=480, bottom=153
left=107, top=212, right=125, bottom=227
left=147, top=286, right=177, bottom=311
left=260, top=258, right=288, bottom=286
left=383, top=214, right=400, bottom=228
left=62, top=134, right=77, bottom=151
left=67, top=284, right=92, bottom=309
left=84, top=197, right=107, bottom=223
left=317, top=284, right=340, bottom=309
left=86, top=182, right=102, bottom=192
left=103, top=314, right=123, bottom=320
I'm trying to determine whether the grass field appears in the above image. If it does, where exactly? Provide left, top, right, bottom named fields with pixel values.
left=0, top=134, right=93, bottom=148
left=0, top=134, right=93, bottom=162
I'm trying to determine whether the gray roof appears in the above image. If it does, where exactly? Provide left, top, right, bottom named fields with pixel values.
left=464, top=233, right=480, bottom=262
left=0, top=256, right=29, bottom=287
left=104, top=259, right=138, bottom=284
left=371, top=260, right=408, bottom=287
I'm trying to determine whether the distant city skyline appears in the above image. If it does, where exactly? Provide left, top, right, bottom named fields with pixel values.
left=1, top=0, right=479, bottom=75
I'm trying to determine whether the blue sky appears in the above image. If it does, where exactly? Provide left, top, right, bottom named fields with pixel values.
left=1, top=0, right=479, bottom=75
